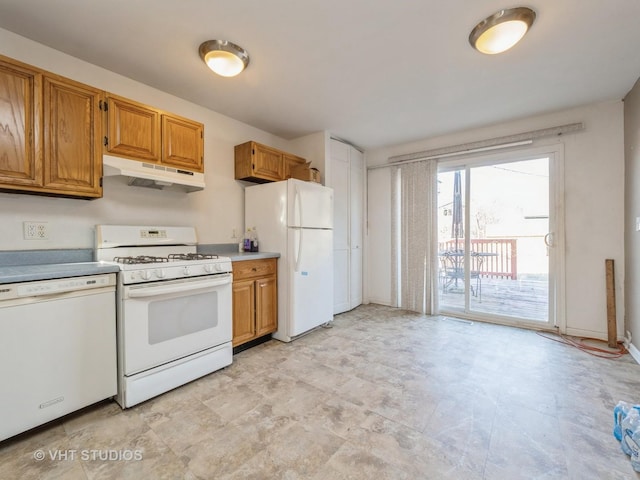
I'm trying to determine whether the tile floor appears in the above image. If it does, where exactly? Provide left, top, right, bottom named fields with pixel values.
left=2, top=304, right=640, bottom=479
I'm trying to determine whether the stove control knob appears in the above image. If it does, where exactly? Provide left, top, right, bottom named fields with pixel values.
left=140, top=270, right=151, bottom=281
left=183, top=266, right=190, bottom=276
left=155, top=269, right=166, bottom=279
left=204, top=264, right=215, bottom=273
left=215, top=263, right=223, bottom=272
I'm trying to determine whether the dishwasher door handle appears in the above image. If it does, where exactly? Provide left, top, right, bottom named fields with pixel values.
left=0, top=286, right=115, bottom=307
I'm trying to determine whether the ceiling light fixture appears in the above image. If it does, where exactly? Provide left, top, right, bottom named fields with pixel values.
left=199, top=40, right=249, bottom=77
left=469, top=7, right=536, bottom=55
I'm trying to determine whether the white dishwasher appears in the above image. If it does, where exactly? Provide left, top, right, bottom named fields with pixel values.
left=0, top=273, right=117, bottom=441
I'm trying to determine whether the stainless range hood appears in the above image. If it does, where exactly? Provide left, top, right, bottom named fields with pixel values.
left=102, top=155, right=205, bottom=192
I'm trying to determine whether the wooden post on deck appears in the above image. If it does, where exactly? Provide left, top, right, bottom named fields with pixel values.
left=605, top=259, right=617, bottom=348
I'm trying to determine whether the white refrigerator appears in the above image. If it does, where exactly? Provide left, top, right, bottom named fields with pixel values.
left=245, top=179, right=334, bottom=342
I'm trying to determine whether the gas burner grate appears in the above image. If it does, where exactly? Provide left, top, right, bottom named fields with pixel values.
left=167, top=253, right=219, bottom=261
left=113, top=256, right=170, bottom=265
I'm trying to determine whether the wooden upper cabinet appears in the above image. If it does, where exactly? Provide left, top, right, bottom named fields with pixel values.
left=0, top=57, right=42, bottom=188
left=42, top=74, right=103, bottom=197
left=105, top=95, right=160, bottom=162
left=0, top=54, right=102, bottom=198
left=254, top=144, right=284, bottom=181
left=283, top=152, right=306, bottom=179
left=104, top=95, right=203, bottom=173
left=235, top=141, right=299, bottom=183
left=162, top=114, right=203, bottom=172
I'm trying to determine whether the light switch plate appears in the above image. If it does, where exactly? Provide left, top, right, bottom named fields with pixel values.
left=636, top=217, right=640, bottom=232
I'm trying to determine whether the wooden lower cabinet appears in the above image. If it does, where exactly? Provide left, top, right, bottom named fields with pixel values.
left=232, top=258, right=277, bottom=347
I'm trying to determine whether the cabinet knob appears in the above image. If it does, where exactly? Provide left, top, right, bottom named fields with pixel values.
left=251, top=267, right=257, bottom=271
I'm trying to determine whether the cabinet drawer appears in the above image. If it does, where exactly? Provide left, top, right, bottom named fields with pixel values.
left=233, top=258, right=277, bottom=280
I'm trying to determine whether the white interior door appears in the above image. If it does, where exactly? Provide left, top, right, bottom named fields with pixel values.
left=331, top=140, right=350, bottom=314
left=349, top=148, right=364, bottom=309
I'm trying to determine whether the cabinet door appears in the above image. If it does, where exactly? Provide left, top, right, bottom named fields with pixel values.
left=42, top=75, right=103, bottom=197
left=106, top=95, right=160, bottom=162
left=0, top=57, right=42, bottom=188
left=255, top=275, right=277, bottom=337
left=161, top=114, right=203, bottom=172
left=232, top=278, right=255, bottom=347
left=283, top=152, right=306, bottom=179
left=253, top=143, right=283, bottom=181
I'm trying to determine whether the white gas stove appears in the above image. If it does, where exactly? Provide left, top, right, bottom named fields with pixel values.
left=95, top=225, right=232, bottom=283
left=95, top=225, right=233, bottom=408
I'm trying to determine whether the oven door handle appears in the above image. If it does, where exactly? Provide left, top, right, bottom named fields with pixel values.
left=127, top=275, right=231, bottom=298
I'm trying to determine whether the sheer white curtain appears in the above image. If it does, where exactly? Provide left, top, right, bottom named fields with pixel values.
left=390, top=160, right=438, bottom=314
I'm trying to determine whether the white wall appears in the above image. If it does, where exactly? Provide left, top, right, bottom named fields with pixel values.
left=0, top=28, right=292, bottom=250
left=624, top=77, right=640, bottom=359
left=366, top=101, right=626, bottom=340
left=287, top=131, right=330, bottom=184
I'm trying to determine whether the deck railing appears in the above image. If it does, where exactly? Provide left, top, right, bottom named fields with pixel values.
left=438, top=238, right=517, bottom=279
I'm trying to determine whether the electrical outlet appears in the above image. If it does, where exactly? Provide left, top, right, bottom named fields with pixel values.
left=23, top=221, right=49, bottom=240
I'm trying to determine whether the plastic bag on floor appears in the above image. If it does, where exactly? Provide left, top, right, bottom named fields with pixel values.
left=614, top=401, right=640, bottom=472
left=614, top=401, right=640, bottom=441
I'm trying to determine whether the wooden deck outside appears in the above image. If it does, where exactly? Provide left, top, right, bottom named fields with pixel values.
left=439, top=238, right=518, bottom=279
left=438, top=274, right=549, bottom=322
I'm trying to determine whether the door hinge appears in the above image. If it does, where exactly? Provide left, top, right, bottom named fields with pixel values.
left=103, top=136, right=108, bottom=147
left=252, top=149, right=255, bottom=155
left=99, top=177, right=103, bottom=187
left=252, top=163, right=255, bottom=170
left=99, top=100, right=108, bottom=111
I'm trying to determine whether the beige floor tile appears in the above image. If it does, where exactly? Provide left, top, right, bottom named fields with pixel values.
left=2, top=304, right=640, bottom=479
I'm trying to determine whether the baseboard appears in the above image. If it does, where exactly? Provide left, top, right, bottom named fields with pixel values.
left=628, top=342, right=640, bottom=365
left=564, top=327, right=608, bottom=341
left=564, top=327, right=627, bottom=343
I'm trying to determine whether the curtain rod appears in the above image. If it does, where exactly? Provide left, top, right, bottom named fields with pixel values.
left=368, top=122, right=584, bottom=170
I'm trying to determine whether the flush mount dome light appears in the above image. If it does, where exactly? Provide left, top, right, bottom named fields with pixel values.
left=199, top=40, right=249, bottom=77
left=469, top=7, right=536, bottom=54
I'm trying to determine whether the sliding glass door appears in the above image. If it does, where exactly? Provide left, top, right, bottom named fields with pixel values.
left=437, top=152, right=561, bottom=328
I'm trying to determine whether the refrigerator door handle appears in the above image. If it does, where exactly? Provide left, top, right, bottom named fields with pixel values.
left=295, top=228, right=303, bottom=272
left=295, top=186, right=303, bottom=226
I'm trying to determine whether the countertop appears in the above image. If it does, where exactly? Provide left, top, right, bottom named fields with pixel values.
left=223, top=252, right=280, bottom=262
left=196, top=244, right=279, bottom=262
left=0, top=262, right=121, bottom=285
left=0, top=245, right=279, bottom=284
